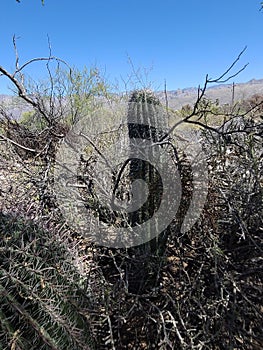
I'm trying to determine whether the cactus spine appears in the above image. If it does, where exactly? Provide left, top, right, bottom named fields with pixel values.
left=0, top=213, right=95, bottom=350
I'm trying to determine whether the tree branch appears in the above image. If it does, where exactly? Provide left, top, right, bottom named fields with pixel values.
left=159, top=48, right=249, bottom=141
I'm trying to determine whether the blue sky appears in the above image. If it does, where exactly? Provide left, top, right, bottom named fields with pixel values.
left=0, top=0, right=262, bottom=94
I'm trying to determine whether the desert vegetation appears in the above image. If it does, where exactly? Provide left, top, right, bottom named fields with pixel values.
left=0, top=45, right=262, bottom=349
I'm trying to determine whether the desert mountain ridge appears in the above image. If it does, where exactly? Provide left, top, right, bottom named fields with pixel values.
left=156, top=78, right=263, bottom=110
left=1, top=78, right=263, bottom=115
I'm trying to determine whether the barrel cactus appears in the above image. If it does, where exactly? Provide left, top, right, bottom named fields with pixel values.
left=0, top=213, right=95, bottom=350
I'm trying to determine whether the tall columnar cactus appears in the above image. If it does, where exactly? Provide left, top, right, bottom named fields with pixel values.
left=0, top=213, right=95, bottom=350
left=126, top=90, right=170, bottom=293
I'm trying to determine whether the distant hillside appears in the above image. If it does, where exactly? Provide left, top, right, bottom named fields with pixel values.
left=1, top=78, right=263, bottom=119
left=157, top=78, right=263, bottom=110
left=0, top=95, right=31, bottom=120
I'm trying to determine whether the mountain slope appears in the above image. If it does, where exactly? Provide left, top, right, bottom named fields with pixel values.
left=157, top=78, right=263, bottom=110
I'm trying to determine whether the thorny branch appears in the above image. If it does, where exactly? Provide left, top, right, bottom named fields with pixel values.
left=0, top=36, right=72, bottom=126
left=160, top=47, right=250, bottom=142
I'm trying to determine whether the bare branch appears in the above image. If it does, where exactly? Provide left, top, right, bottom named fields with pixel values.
left=12, top=35, right=20, bottom=72
left=159, top=49, right=250, bottom=142
left=15, top=56, right=71, bottom=76
left=208, top=46, right=248, bottom=83
left=0, top=133, right=38, bottom=153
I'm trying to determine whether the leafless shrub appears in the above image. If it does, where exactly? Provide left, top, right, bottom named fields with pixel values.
left=0, top=43, right=262, bottom=349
